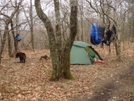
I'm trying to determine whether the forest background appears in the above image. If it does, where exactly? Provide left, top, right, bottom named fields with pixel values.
left=0, top=0, right=133, bottom=52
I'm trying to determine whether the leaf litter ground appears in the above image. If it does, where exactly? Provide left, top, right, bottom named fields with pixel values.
left=0, top=46, right=134, bottom=101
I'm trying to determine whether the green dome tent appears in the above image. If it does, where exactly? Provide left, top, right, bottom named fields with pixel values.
left=70, top=41, right=103, bottom=65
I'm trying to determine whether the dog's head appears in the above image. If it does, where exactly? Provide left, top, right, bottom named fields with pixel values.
left=16, top=53, right=20, bottom=58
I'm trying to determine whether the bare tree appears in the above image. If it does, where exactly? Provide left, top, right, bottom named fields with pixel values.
left=35, top=0, right=78, bottom=81
left=0, top=0, right=23, bottom=63
left=13, top=0, right=20, bottom=55
left=30, top=0, right=34, bottom=50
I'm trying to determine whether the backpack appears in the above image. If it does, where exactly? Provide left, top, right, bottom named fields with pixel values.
left=90, top=23, right=105, bottom=45
left=103, top=25, right=117, bottom=46
left=15, top=34, right=21, bottom=41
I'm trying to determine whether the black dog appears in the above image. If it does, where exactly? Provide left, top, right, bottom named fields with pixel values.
left=16, top=52, right=26, bottom=63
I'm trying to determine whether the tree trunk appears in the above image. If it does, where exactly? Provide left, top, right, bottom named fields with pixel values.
left=62, top=43, right=74, bottom=79
left=8, top=20, right=16, bottom=57
left=30, top=0, right=34, bottom=51
left=49, top=0, right=62, bottom=81
left=115, top=32, right=121, bottom=60
left=35, top=0, right=78, bottom=81
left=0, top=25, right=9, bottom=63
left=14, top=0, right=20, bottom=54
left=8, top=27, right=12, bottom=57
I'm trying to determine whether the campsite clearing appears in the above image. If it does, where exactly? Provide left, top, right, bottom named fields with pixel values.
left=0, top=45, right=134, bottom=101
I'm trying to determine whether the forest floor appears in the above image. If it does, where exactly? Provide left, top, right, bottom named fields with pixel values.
left=0, top=45, right=134, bottom=101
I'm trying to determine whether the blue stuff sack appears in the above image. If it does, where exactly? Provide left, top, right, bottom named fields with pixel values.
left=90, top=23, right=105, bottom=45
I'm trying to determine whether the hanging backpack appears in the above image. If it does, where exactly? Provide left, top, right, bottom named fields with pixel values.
left=90, top=23, right=105, bottom=45
left=103, top=25, right=117, bottom=46
left=15, top=34, right=21, bottom=41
